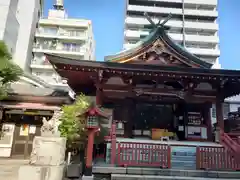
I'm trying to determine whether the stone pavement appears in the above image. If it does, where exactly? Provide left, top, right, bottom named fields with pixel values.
left=0, top=159, right=29, bottom=180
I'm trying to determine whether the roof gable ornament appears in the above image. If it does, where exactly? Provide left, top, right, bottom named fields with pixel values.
left=144, top=12, right=172, bottom=32
left=103, top=12, right=212, bottom=69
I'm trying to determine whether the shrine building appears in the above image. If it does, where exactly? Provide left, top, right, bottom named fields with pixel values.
left=46, top=20, right=240, bottom=174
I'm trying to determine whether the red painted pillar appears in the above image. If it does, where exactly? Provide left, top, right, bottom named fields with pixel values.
left=85, top=129, right=95, bottom=176
left=110, top=123, right=116, bottom=165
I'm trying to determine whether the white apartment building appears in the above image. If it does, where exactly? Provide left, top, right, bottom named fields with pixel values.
left=0, top=0, right=20, bottom=55
left=31, top=0, right=95, bottom=86
left=123, top=0, right=221, bottom=68
left=14, top=0, right=43, bottom=71
left=0, top=0, right=43, bottom=70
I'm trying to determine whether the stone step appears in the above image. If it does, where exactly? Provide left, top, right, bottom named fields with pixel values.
left=171, top=155, right=196, bottom=161
left=111, top=174, right=240, bottom=180
left=93, top=166, right=240, bottom=179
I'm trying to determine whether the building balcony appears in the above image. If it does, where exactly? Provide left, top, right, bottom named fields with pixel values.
left=35, top=29, right=87, bottom=41
left=32, top=43, right=85, bottom=56
left=127, top=5, right=218, bottom=17
left=30, top=57, right=53, bottom=69
left=38, top=18, right=90, bottom=28
left=133, top=0, right=217, bottom=6
left=125, top=16, right=219, bottom=31
left=124, top=30, right=219, bottom=44
left=186, top=47, right=220, bottom=57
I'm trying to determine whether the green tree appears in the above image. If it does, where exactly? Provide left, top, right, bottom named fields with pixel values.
left=58, top=94, right=110, bottom=149
left=0, top=41, right=22, bottom=100
left=59, top=94, right=90, bottom=146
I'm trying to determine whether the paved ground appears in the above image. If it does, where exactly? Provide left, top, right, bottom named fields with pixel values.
left=0, top=159, right=29, bottom=180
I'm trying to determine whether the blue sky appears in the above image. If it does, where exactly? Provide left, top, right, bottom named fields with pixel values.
left=44, top=0, right=240, bottom=69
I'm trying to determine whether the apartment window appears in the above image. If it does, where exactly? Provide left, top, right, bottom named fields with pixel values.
left=63, top=43, right=80, bottom=52
left=71, top=44, right=80, bottom=52
left=43, top=27, right=58, bottom=35
left=63, top=43, right=71, bottom=51
left=185, top=29, right=215, bottom=36
left=184, top=4, right=215, bottom=11
left=185, top=43, right=216, bottom=49
left=35, top=72, right=42, bottom=76
left=69, top=30, right=82, bottom=37
left=184, top=15, right=216, bottom=23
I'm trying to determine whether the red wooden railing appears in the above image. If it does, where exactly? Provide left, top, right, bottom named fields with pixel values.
left=227, top=133, right=240, bottom=145
left=196, top=146, right=240, bottom=170
left=220, top=130, right=240, bottom=154
left=117, top=142, right=171, bottom=168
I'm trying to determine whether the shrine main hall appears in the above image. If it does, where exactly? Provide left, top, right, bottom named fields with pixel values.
left=46, top=18, right=240, bottom=173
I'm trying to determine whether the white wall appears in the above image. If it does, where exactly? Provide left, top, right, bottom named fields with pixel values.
left=14, top=0, right=41, bottom=71
left=0, top=0, right=19, bottom=54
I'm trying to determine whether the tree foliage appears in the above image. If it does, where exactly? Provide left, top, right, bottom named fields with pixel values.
left=59, top=94, right=90, bottom=145
left=0, top=41, right=22, bottom=100
left=59, top=94, right=110, bottom=149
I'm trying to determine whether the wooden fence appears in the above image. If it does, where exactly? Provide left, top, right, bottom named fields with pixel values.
left=196, top=146, right=240, bottom=170
left=117, top=142, right=171, bottom=168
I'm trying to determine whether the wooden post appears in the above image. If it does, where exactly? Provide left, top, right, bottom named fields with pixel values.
left=216, top=99, right=224, bottom=130
left=85, top=129, right=95, bottom=176
left=204, top=104, right=213, bottom=141
left=196, top=147, right=200, bottom=169
left=216, top=98, right=224, bottom=143
left=96, top=88, right=102, bottom=106
left=110, top=123, right=116, bottom=165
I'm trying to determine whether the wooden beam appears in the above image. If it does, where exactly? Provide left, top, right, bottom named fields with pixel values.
left=102, top=89, right=216, bottom=103
left=100, top=84, right=216, bottom=97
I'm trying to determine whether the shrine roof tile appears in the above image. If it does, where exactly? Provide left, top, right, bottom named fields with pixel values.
left=104, top=26, right=212, bottom=69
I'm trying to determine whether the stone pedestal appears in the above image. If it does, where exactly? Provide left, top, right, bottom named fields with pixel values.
left=29, top=136, right=66, bottom=165
left=18, top=165, right=64, bottom=180
left=18, top=136, right=66, bottom=180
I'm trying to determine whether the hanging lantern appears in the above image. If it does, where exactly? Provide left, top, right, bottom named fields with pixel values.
left=78, top=106, right=109, bottom=129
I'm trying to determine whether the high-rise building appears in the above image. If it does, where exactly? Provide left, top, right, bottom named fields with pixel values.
left=30, top=0, right=95, bottom=87
left=0, top=0, right=43, bottom=70
left=0, top=0, right=21, bottom=55
left=123, top=0, right=221, bottom=68
left=14, top=0, right=44, bottom=71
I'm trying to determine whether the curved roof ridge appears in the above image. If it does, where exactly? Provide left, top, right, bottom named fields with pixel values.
left=160, top=29, right=212, bottom=68
left=105, top=26, right=213, bottom=69
left=104, top=28, right=159, bottom=62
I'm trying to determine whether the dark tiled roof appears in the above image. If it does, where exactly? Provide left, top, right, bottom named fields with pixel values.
left=105, top=26, right=212, bottom=69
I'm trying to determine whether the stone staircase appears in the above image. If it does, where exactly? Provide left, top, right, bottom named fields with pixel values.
left=171, top=146, right=196, bottom=170
left=94, top=166, right=240, bottom=180
left=111, top=174, right=240, bottom=180
left=0, top=159, right=29, bottom=180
